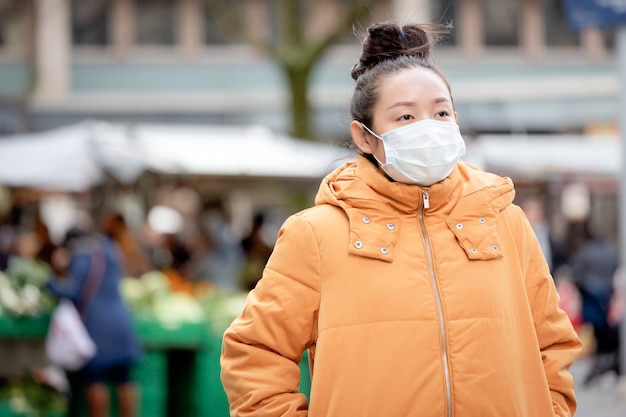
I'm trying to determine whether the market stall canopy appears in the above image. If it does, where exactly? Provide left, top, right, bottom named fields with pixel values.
left=0, top=121, right=352, bottom=191
left=0, top=121, right=143, bottom=192
left=466, top=134, right=621, bottom=179
left=129, top=123, right=351, bottom=180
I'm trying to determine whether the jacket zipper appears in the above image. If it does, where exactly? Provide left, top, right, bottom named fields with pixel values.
left=419, top=189, right=452, bottom=417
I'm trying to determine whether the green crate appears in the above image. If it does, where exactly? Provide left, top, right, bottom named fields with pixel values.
left=132, top=350, right=167, bottom=417
left=193, top=332, right=229, bottom=417
left=192, top=331, right=312, bottom=417
left=0, top=315, right=50, bottom=340
left=299, top=352, right=311, bottom=399
left=0, top=400, right=11, bottom=417
left=134, top=316, right=209, bottom=349
left=0, top=402, right=65, bottom=417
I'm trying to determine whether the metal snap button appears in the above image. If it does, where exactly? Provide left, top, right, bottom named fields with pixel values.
left=380, top=247, right=389, bottom=255
left=387, top=223, right=395, bottom=230
left=492, top=245, right=499, bottom=251
left=470, top=248, right=477, bottom=253
left=354, top=241, right=363, bottom=249
left=456, top=223, right=463, bottom=229
left=362, top=217, right=370, bottom=224
left=479, top=218, right=486, bottom=224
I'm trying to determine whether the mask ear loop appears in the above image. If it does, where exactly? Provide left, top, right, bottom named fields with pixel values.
left=360, top=122, right=383, bottom=141
left=359, top=122, right=387, bottom=168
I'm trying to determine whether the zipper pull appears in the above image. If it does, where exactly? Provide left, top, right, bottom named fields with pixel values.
left=422, top=190, right=430, bottom=209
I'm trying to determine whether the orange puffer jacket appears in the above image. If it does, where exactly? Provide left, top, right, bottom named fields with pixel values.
left=221, top=156, right=582, bottom=417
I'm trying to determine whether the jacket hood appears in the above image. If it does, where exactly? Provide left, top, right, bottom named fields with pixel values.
left=314, top=155, right=515, bottom=262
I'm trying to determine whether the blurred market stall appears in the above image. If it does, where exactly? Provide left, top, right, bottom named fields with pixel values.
left=0, top=122, right=143, bottom=192
left=0, top=120, right=351, bottom=192
left=467, top=134, right=620, bottom=179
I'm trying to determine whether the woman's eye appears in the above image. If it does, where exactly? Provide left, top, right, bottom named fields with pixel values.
left=435, top=111, right=450, bottom=118
left=399, top=114, right=413, bottom=121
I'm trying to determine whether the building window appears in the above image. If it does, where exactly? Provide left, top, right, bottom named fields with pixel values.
left=204, top=4, right=236, bottom=45
left=72, top=0, right=109, bottom=46
left=483, top=0, right=518, bottom=46
left=544, top=0, right=579, bottom=46
left=0, top=0, right=26, bottom=51
left=137, top=0, right=175, bottom=45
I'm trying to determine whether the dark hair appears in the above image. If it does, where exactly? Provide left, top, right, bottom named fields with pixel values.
left=350, top=21, right=451, bottom=129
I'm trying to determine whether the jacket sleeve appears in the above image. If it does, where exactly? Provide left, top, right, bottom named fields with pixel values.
left=220, top=214, right=320, bottom=416
left=519, top=210, right=582, bottom=417
left=46, top=252, right=92, bottom=303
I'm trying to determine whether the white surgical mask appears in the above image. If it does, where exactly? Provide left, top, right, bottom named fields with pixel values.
left=362, top=119, right=466, bottom=186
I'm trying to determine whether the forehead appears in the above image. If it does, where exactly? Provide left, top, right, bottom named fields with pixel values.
left=377, top=66, right=451, bottom=106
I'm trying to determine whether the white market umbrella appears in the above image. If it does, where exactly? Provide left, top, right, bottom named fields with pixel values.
left=0, top=121, right=351, bottom=191
left=0, top=121, right=145, bottom=192
left=0, top=122, right=102, bottom=191
left=467, top=134, right=621, bottom=179
left=130, top=123, right=351, bottom=180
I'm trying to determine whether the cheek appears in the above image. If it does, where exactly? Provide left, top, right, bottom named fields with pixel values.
left=372, top=139, right=386, bottom=163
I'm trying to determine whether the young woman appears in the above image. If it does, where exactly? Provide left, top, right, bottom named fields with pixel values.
left=48, top=225, right=142, bottom=417
left=220, top=21, right=581, bottom=417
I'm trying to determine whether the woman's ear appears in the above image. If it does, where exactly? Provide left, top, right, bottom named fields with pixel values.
left=454, top=111, right=459, bottom=124
left=350, top=120, right=375, bottom=154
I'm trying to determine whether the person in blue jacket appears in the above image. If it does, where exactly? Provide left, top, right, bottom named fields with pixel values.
left=48, top=224, right=142, bottom=417
left=571, top=221, right=621, bottom=385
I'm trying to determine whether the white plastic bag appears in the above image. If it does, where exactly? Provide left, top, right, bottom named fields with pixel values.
left=45, top=299, right=96, bottom=371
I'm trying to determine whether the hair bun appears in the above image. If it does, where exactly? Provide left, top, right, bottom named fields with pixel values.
left=351, top=21, right=441, bottom=81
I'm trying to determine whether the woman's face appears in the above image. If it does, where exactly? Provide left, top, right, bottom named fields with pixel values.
left=350, top=66, right=458, bottom=162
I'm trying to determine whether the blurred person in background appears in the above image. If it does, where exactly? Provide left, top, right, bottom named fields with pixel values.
left=220, top=21, right=581, bottom=417
left=0, top=198, right=20, bottom=271
left=239, top=212, right=274, bottom=291
left=102, top=211, right=153, bottom=278
left=571, top=221, right=621, bottom=385
left=0, top=185, right=12, bottom=270
left=33, top=213, right=58, bottom=266
left=47, top=215, right=142, bottom=417
left=521, top=197, right=553, bottom=273
left=200, top=200, right=244, bottom=293
left=0, top=217, right=12, bottom=270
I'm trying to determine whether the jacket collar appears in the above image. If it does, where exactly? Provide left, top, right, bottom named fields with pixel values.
left=315, top=155, right=515, bottom=262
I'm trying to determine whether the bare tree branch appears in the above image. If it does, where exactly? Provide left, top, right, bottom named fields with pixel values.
left=203, top=0, right=382, bottom=139
left=306, top=0, right=376, bottom=67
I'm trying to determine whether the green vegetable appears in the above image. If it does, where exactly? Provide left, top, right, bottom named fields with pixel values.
left=0, top=259, right=56, bottom=317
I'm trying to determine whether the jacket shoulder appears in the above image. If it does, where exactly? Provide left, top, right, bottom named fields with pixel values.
left=282, top=204, right=350, bottom=255
left=296, top=203, right=347, bottom=227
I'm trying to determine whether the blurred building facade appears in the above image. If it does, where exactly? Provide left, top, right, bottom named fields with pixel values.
left=0, top=0, right=621, bottom=248
left=0, top=0, right=617, bottom=136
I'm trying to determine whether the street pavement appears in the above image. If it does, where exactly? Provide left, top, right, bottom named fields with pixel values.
left=571, top=357, right=626, bottom=417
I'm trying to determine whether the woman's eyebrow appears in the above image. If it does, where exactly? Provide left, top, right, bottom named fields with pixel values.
left=386, top=96, right=451, bottom=111
left=386, top=101, right=415, bottom=111
left=433, top=97, right=452, bottom=105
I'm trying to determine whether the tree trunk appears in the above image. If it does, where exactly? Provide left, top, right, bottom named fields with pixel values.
left=285, top=63, right=313, bottom=140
